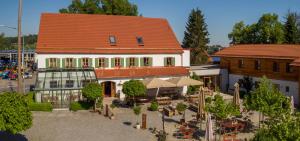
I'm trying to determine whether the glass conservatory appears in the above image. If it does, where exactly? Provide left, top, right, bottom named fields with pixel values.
left=35, top=68, right=97, bottom=108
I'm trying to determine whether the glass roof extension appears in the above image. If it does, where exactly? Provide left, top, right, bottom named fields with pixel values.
left=35, top=68, right=97, bottom=91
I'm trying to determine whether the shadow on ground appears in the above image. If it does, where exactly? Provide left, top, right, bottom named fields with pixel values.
left=0, top=131, right=28, bottom=141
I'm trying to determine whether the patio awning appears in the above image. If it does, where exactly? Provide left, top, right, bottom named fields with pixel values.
left=167, top=77, right=203, bottom=87
left=141, top=78, right=176, bottom=89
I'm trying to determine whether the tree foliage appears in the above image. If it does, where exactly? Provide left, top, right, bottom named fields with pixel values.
left=284, top=12, right=299, bottom=44
left=0, top=92, right=32, bottom=134
left=244, top=76, right=290, bottom=118
left=229, top=13, right=287, bottom=44
left=206, top=94, right=240, bottom=120
left=182, top=8, right=209, bottom=65
left=0, top=33, right=37, bottom=50
left=59, top=0, right=138, bottom=16
left=82, top=82, right=103, bottom=111
left=239, top=76, right=253, bottom=94
left=122, top=80, right=146, bottom=98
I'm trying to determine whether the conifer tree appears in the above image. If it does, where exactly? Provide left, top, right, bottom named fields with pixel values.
left=284, top=12, right=299, bottom=44
left=182, top=8, right=209, bottom=65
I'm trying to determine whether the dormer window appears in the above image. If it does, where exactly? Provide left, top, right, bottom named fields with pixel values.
left=136, top=36, right=144, bottom=45
left=109, top=35, right=116, bottom=45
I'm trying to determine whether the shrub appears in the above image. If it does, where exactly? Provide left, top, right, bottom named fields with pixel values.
left=24, top=92, right=35, bottom=104
left=205, top=97, right=212, bottom=104
left=29, top=102, right=52, bottom=112
left=70, top=101, right=93, bottom=111
left=149, top=101, right=159, bottom=111
left=82, top=82, right=103, bottom=111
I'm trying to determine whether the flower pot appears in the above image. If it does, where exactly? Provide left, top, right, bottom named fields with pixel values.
left=136, top=124, right=141, bottom=129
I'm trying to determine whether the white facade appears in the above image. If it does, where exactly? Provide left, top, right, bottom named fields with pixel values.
left=228, top=74, right=299, bottom=105
left=36, top=53, right=188, bottom=69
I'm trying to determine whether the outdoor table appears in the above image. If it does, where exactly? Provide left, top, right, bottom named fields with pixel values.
left=221, top=120, right=245, bottom=133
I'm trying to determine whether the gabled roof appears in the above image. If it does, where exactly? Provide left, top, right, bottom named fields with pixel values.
left=213, top=44, right=300, bottom=66
left=36, top=13, right=183, bottom=54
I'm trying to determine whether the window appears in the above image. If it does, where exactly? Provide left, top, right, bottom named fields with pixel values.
left=49, top=58, right=57, bottom=68
left=98, top=58, right=105, bottom=68
left=81, top=80, right=90, bottom=87
left=109, top=35, right=116, bottom=44
left=286, top=86, right=290, bottom=92
left=115, top=58, right=121, bottom=67
left=82, top=58, right=89, bottom=68
left=166, top=57, right=174, bottom=66
left=65, top=58, right=74, bottom=68
left=50, top=80, right=58, bottom=88
left=129, top=58, right=135, bottom=67
left=143, top=57, right=150, bottom=66
left=273, top=62, right=279, bottom=72
left=238, top=59, right=244, bottom=68
left=286, top=63, right=293, bottom=73
left=136, top=36, right=144, bottom=45
left=254, top=60, right=261, bottom=70
left=65, top=80, right=74, bottom=88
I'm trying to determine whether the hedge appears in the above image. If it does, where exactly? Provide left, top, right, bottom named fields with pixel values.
left=29, top=102, right=53, bottom=112
left=70, top=101, right=93, bottom=111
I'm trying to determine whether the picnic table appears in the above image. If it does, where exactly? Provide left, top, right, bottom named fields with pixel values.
left=156, top=97, right=171, bottom=105
left=220, top=120, right=245, bottom=134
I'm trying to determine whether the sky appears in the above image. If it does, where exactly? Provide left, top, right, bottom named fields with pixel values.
left=0, top=0, right=299, bottom=46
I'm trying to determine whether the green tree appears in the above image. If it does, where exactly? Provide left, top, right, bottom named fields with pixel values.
left=182, top=8, right=209, bottom=65
left=82, top=82, right=103, bottom=111
left=59, top=0, right=138, bottom=16
left=0, top=92, right=32, bottom=134
left=256, top=13, right=284, bottom=44
left=228, top=21, right=246, bottom=44
left=284, top=12, right=299, bottom=44
left=122, top=80, right=146, bottom=106
left=244, top=76, right=290, bottom=119
left=176, top=102, right=188, bottom=122
left=207, top=45, right=223, bottom=55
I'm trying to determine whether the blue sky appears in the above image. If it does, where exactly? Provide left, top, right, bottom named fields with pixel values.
left=0, top=0, right=299, bottom=46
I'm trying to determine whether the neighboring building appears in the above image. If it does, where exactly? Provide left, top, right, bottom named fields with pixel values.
left=214, top=44, right=300, bottom=105
left=35, top=13, right=190, bottom=108
left=0, top=49, right=35, bottom=66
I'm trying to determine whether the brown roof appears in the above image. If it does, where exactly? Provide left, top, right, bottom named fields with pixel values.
left=95, top=67, right=189, bottom=79
left=37, top=13, right=183, bottom=54
left=213, top=44, right=300, bottom=66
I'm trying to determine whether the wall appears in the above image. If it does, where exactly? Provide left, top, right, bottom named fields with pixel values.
left=36, top=53, right=184, bottom=69
left=220, top=57, right=299, bottom=82
left=182, top=50, right=190, bottom=67
left=228, top=74, right=299, bottom=105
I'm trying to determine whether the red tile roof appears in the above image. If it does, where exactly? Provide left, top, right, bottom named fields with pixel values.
left=95, top=67, right=189, bottom=79
left=213, top=44, right=300, bottom=66
left=37, top=13, right=183, bottom=54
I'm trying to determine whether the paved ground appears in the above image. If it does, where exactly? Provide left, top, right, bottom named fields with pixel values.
left=0, top=73, right=36, bottom=93
left=18, top=100, right=256, bottom=141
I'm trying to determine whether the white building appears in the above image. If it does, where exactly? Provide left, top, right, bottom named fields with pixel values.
left=35, top=13, right=190, bottom=108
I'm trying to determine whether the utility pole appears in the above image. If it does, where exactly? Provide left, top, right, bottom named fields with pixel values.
left=17, top=0, right=23, bottom=93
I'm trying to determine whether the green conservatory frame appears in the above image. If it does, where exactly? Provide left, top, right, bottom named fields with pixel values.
left=35, top=67, right=98, bottom=108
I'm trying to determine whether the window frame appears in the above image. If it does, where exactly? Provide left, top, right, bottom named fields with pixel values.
left=49, top=58, right=57, bottom=68
left=238, top=59, right=244, bottom=68
left=82, top=58, right=89, bottom=68
left=65, top=80, right=74, bottom=88
left=129, top=57, right=135, bottom=67
left=166, top=57, right=173, bottom=66
left=98, top=58, right=105, bottom=68
left=285, top=86, right=290, bottom=92
left=272, top=62, right=279, bottom=72
left=136, top=36, right=144, bottom=45
left=109, top=35, right=116, bottom=45
left=65, top=58, right=74, bottom=68
left=115, top=58, right=121, bottom=68
left=254, top=60, right=261, bottom=70
left=50, top=80, right=58, bottom=88
left=143, top=57, right=150, bottom=66
left=286, top=63, right=293, bottom=73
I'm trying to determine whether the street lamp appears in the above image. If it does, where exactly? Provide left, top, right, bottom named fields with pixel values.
left=0, top=25, right=25, bottom=68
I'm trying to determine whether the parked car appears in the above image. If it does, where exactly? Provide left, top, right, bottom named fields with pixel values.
left=23, top=72, right=33, bottom=79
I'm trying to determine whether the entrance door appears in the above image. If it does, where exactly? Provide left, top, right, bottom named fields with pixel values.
left=104, top=82, right=111, bottom=97
left=102, top=81, right=116, bottom=97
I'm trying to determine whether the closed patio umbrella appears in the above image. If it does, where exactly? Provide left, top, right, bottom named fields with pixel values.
left=141, top=78, right=176, bottom=98
left=167, top=77, right=203, bottom=87
left=233, top=82, right=240, bottom=106
left=290, top=96, right=295, bottom=113
left=198, top=87, right=206, bottom=120
left=205, top=113, right=214, bottom=141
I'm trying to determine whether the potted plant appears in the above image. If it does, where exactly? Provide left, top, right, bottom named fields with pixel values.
left=176, top=102, right=187, bottom=124
left=149, top=101, right=159, bottom=111
left=133, top=106, right=142, bottom=129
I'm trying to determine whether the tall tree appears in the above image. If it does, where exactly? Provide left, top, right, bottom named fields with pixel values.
left=59, top=0, right=138, bottom=16
left=228, top=21, right=246, bottom=44
left=182, top=8, right=210, bottom=65
left=284, top=12, right=299, bottom=44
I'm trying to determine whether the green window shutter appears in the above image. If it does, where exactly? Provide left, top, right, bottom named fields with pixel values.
left=105, top=58, right=109, bottom=68
left=135, top=57, right=139, bottom=67
left=95, top=58, right=99, bottom=68
left=140, top=57, right=144, bottom=67
left=111, top=58, right=115, bottom=68
left=149, top=57, right=153, bottom=66
left=78, top=58, right=82, bottom=68
left=126, top=58, right=130, bottom=67
left=120, top=58, right=124, bottom=67
left=89, top=58, right=93, bottom=67
left=45, top=58, right=49, bottom=68
left=172, top=57, right=175, bottom=66
left=56, top=58, right=60, bottom=68
left=62, top=58, right=65, bottom=68
left=164, top=58, right=167, bottom=66
left=72, top=58, right=76, bottom=68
